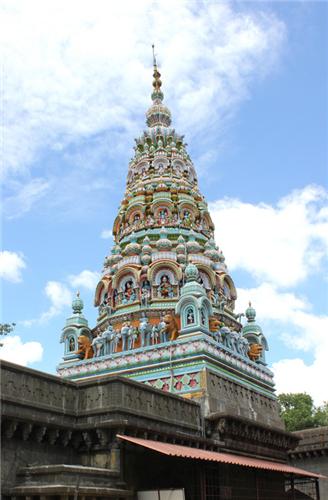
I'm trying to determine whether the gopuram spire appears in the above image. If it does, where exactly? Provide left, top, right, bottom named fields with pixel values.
left=58, top=54, right=271, bottom=404
left=146, top=45, right=171, bottom=128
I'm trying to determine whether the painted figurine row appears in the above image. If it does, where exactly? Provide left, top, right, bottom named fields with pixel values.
left=99, top=280, right=233, bottom=315
left=74, top=313, right=262, bottom=363
left=115, top=210, right=213, bottom=239
left=80, top=313, right=179, bottom=359
left=209, top=317, right=263, bottom=361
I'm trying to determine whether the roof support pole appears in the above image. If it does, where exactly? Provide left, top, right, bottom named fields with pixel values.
left=290, top=475, right=295, bottom=500
left=315, top=478, right=320, bottom=500
left=199, top=465, right=206, bottom=500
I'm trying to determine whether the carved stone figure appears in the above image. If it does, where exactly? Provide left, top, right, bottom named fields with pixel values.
left=139, top=315, right=152, bottom=347
left=75, top=335, right=93, bottom=360
left=127, top=326, right=138, bottom=350
left=92, top=332, right=104, bottom=357
left=218, top=297, right=227, bottom=311
left=186, top=307, right=195, bottom=325
left=228, top=330, right=240, bottom=351
left=113, top=331, right=121, bottom=352
left=239, top=336, right=250, bottom=357
left=157, top=317, right=168, bottom=343
left=69, top=337, right=75, bottom=352
left=151, top=325, right=159, bottom=345
left=209, top=316, right=222, bottom=333
left=120, top=322, right=130, bottom=351
left=248, top=343, right=263, bottom=361
left=102, top=325, right=114, bottom=354
left=220, top=326, right=232, bottom=348
left=122, top=281, right=136, bottom=304
left=141, top=286, right=151, bottom=307
left=163, top=314, right=179, bottom=341
left=158, top=274, right=173, bottom=298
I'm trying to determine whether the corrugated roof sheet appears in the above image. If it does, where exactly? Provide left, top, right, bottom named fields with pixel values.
left=117, top=434, right=325, bottom=479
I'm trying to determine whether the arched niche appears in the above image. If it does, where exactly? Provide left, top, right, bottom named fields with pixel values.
left=94, top=279, right=110, bottom=307
left=128, top=209, right=144, bottom=225
left=221, top=274, right=237, bottom=300
left=125, top=203, right=145, bottom=221
left=198, top=270, right=212, bottom=291
left=148, top=261, right=182, bottom=283
left=112, top=215, right=122, bottom=238
left=199, top=296, right=212, bottom=329
left=176, top=297, right=199, bottom=329
left=113, top=266, right=139, bottom=289
left=112, top=267, right=139, bottom=307
left=153, top=158, right=169, bottom=172
left=149, top=262, right=181, bottom=300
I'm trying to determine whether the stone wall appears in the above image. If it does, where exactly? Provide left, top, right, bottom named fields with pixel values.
left=289, top=427, right=328, bottom=500
left=1, top=360, right=202, bottom=496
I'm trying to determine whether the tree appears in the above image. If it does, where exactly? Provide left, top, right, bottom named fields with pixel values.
left=0, top=323, right=16, bottom=347
left=278, top=393, right=328, bottom=431
left=314, top=401, right=328, bottom=426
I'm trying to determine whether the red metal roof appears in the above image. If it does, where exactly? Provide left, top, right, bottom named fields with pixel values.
left=117, top=434, right=325, bottom=479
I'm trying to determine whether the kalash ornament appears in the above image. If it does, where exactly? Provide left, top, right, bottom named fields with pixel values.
left=58, top=48, right=271, bottom=402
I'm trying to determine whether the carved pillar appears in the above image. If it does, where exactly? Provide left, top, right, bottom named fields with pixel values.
left=61, top=429, right=72, bottom=447
left=96, top=428, right=109, bottom=447
left=34, top=425, right=47, bottom=443
left=48, top=428, right=59, bottom=445
left=4, top=420, right=18, bottom=439
left=110, top=439, right=121, bottom=472
left=22, top=423, right=33, bottom=441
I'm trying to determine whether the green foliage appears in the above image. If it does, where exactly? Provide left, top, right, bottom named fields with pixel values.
left=278, top=393, right=328, bottom=431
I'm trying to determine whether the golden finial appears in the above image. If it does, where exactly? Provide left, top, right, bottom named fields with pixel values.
left=152, top=43, right=157, bottom=68
left=151, top=44, right=162, bottom=94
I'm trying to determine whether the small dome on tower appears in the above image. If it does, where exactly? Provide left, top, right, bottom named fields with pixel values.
left=156, top=228, right=172, bottom=250
left=176, top=235, right=186, bottom=254
left=142, top=236, right=152, bottom=254
left=245, top=302, right=256, bottom=322
left=125, top=236, right=141, bottom=256
left=185, top=263, right=199, bottom=282
left=186, top=232, right=201, bottom=253
left=72, top=291, right=84, bottom=314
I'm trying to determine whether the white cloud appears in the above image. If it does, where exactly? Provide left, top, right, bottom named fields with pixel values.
left=1, top=1, right=285, bottom=179
left=272, top=354, right=328, bottom=407
left=39, top=281, right=72, bottom=322
left=210, top=185, right=328, bottom=287
left=68, top=270, right=99, bottom=291
left=0, top=335, right=43, bottom=366
left=100, top=229, right=113, bottom=239
left=236, top=283, right=328, bottom=405
left=22, top=270, right=98, bottom=326
left=22, top=281, right=73, bottom=325
left=0, top=250, right=26, bottom=282
left=3, top=178, right=50, bottom=219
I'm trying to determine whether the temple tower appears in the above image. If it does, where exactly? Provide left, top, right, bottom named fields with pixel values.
left=94, top=51, right=238, bottom=333
left=58, top=53, right=282, bottom=431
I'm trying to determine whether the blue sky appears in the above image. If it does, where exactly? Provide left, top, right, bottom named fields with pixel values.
left=1, top=1, right=327, bottom=404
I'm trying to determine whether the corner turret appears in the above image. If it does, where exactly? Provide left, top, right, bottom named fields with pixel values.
left=60, top=292, right=92, bottom=362
left=242, top=302, right=269, bottom=364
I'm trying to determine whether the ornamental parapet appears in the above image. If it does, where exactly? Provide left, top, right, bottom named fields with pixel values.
left=116, top=256, right=140, bottom=269
left=152, top=251, right=177, bottom=262
left=58, top=334, right=274, bottom=389
left=189, top=254, right=213, bottom=267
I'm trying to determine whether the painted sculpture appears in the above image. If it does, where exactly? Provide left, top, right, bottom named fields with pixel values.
left=76, top=335, right=94, bottom=360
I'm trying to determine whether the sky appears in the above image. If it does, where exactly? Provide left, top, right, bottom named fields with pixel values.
left=1, top=0, right=327, bottom=405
